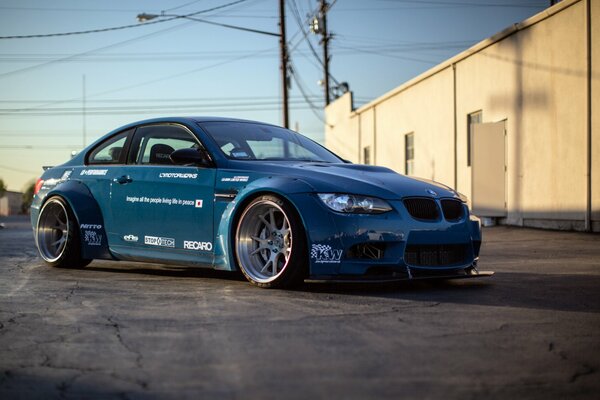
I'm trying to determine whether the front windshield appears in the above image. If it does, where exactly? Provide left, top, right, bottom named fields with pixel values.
left=198, top=121, right=342, bottom=163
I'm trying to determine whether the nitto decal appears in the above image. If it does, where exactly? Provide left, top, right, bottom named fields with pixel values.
left=83, top=230, right=102, bottom=246
left=158, top=173, right=198, bottom=179
left=195, top=199, right=203, bottom=208
left=183, top=241, right=213, bottom=251
left=123, top=234, right=139, bottom=242
left=221, top=175, right=249, bottom=182
left=80, top=169, right=108, bottom=176
left=311, top=244, right=342, bottom=264
left=80, top=224, right=102, bottom=230
left=144, top=236, right=175, bottom=248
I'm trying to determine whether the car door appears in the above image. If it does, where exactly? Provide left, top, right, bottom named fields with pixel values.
left=109, top=123, right=216, bottom=264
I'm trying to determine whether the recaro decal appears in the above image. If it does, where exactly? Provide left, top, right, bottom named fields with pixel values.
left=183, top=241, right=213, bottom=251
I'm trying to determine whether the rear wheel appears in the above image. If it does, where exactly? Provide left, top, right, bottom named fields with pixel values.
left=36, top=196, right=91, bottom=268
left=235, top=195, right=307, bottom=288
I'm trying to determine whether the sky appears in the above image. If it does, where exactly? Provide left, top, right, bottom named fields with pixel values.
left=0, top=0, right=549, bottom=192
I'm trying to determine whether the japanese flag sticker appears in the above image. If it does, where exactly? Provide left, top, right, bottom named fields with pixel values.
left=195, top=199, right=203, bottom=208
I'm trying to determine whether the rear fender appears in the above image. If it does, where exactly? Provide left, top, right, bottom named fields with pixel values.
left=43, top=180, right=113, bottom=260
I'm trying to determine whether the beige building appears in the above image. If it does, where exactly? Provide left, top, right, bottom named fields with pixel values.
left=325, top=0, right=599, bottom=232
left=0, top=191, right=23, bottom=216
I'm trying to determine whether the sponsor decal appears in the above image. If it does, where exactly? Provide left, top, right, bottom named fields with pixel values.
left=80, top=169, right=108, bottom=176
left=60, top=170, right=72, bottom=180
left=195, top=199, right=203, bottom=208
left=83, top=230, right=102, bottom=246
left=145, top=236, right=175, bottom=248
left=123, top=234, right=139, bottom=242
left=183, top=241, right=213, bottom=251
left=158, top=172, right=198, bottom=179
left=231, top=150, right=250, bottom=158
left=126, top=196, right=195, bottom=207
left=80, top=224, right=102, bottom=230
left=311, top=244, right=343, bottom=264
left=221, top=175, right=249, bottom=183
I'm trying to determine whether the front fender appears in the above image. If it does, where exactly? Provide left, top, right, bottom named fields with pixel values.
left=212, top=176, right=315, bottom=271
left=38, top=180, right=114, bottom=260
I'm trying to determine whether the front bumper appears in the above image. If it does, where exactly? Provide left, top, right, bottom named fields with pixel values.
left=289, top=194, right=484, bottom=278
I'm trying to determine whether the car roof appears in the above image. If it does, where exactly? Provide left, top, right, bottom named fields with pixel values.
left=130, top=116, right=280, bottom=126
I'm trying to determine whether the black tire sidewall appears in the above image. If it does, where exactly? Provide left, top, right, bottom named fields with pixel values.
left=37, top=196, right=88, bottom=268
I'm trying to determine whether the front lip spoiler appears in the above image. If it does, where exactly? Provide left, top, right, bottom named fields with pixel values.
left=305, top=270, right=494, bottom=284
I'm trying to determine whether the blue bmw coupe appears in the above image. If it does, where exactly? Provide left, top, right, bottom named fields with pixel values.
left=31, top=117, right=491, bottom=288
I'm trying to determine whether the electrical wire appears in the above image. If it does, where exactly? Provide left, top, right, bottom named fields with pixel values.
left=0, top=0, right=249, bottom=39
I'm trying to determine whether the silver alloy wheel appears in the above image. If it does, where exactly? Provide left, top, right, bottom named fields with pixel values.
left=37, top=199, right=70, bottom=263
left=236, top=199, right=293, bottom=283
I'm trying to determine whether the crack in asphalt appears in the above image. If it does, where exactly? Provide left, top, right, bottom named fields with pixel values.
left=65, top=280, right=80, bottom=302
left=428, top=323, right=510, bottom=338
left=569, top=364, right=596, bottom=383
left=106, top=316, right=148, bottom=390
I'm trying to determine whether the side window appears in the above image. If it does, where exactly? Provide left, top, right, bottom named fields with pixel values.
left=130, top=124, right=201, bottom=165
left=467, top=110, right=482, bottom=166
left=87, top=129, right=132, bottom=165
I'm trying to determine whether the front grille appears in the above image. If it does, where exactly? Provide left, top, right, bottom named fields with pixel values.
left=403, top=198, right=439, bottom=221
left=404, top=244, right=467, bottom=266
left=441, top=199, right=464, bottom=221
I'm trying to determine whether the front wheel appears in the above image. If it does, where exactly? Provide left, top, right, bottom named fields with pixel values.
left=36, top=196, right=91, bottom=268
left=235, top=195, right=307, bottom=288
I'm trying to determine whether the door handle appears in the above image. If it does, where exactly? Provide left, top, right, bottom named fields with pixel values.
left=113, top=175, right=133, bottom=185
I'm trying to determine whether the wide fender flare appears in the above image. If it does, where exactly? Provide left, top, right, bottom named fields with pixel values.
left=213, top=176, right=316, bottom=271
left=43, top=180, right=113, bottom=260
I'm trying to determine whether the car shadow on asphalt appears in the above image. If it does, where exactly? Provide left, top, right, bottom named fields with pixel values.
left=83, top=261, right=600, bottom=314
left=302, top=272, right=600, bottom=314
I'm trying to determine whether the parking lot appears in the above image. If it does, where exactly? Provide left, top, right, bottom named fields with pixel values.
left=0, top=215, right=598, bottom=399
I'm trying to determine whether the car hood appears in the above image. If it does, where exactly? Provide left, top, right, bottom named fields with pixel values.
left=232, top=161, right=460, bottom=200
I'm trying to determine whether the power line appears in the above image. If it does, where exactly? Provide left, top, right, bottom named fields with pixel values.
left=0, top=0, right=249, bottom=39
left=375, top=0, right=545, bottom=7
left=0, top=22, right=195, bottom=79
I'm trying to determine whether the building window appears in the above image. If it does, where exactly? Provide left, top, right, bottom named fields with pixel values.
left=405, top=133, right=414, bottom=175
left=363, top=146, right=371, bottom=165
left=467, top=110, right=482, bottom=166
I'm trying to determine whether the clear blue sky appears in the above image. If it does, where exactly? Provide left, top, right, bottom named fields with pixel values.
left=0, top=0, right=548, bottom=191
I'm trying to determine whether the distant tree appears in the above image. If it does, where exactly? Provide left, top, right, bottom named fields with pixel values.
left=0, top=178, right=6, bottom=198
left=21, top=181, right=35, bottom=214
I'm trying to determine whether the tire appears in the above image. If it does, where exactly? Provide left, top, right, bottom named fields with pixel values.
left=36, top=196, right=91, bottom=268
left=235, top=194, right=307, bottom=288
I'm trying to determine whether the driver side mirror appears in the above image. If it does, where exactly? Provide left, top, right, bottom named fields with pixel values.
left=170, top=148, right=212, bottom=167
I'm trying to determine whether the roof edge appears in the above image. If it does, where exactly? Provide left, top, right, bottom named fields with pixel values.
left=350, top=0, right=580, bottom=115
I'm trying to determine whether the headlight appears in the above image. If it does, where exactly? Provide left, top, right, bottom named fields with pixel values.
left=317, top=193, right=392, bottom=214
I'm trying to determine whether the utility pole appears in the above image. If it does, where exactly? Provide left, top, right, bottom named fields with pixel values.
left=320, top=0, right=330, bottom=106
left=82, top=74, right=86, bottom=148
left=279, top=0, right=289, bottom=128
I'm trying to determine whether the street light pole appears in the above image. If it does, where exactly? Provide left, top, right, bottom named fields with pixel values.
left=320, top=0, right=330, bottom=106
left=136, top=7, right=290, bottom=128
left=279, top=0, right=289, bottom=128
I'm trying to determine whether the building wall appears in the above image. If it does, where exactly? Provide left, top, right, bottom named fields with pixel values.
left=324, top=0, right=598, bottom=232
left=0, top=191, right=23, bottom=216
left=592, top=0, right=600, bottom=229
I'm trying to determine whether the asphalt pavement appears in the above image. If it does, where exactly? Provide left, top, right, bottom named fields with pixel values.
left=0, top=215, right=599, bottom=399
